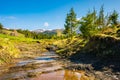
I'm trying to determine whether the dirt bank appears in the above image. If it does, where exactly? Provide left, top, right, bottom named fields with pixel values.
left=69, top=35, right=120, bottom=80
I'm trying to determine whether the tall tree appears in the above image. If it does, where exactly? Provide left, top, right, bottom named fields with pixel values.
left=80, top=10, right=98, bottom=39
left=109, top=10, right=119, bottom=26
left=64, top=14, right=71, bottom=35
left=97, top=5, right=105, bottom=28
left=64, top=8, right=78, bottom=38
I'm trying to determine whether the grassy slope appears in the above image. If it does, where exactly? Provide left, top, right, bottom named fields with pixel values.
left=0, top=33, right=36, bottom=43
left=53, top=34, right=120, bottom=80
left=54, top=37, right=87, bottom=57
left=0, top=29, right=32, bottom=64
left=55, top=26, right=120, bottom=58
left=0, top=30, right=69, bottom=64
left=54, top=26, right=120, bottom=74
left=0, top=31, right=48, bottom=64
left=0, top=38, right=20, bottom=64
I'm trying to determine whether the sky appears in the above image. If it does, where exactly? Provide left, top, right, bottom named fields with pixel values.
left=0, top=0, right=120, bottom=30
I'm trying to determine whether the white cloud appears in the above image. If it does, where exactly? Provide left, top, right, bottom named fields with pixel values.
left=44, top=22, right=49, bottom=27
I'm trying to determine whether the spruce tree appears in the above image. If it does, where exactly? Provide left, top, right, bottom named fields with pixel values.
left=64, top=8, right=78, bottom=38
left=97, top=5, right=105, bottom=28
left=80, top=10, right=98, bottom=39
left=109, top=10, right=119, bottom=26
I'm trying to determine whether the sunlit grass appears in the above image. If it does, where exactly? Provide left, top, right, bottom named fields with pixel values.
left=0, top=33, right=40, bottom=64
left=0, top=33, right=37, bottom=43
left=0, top=38, right=20, bottom=64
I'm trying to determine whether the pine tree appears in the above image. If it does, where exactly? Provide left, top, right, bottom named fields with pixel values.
left=64, top=8, right=78, bottom=38
left=64, top=14, right=71, bottom=35
left=97, top=5, right=105, bottom=28
left=80, top=10, right=98, bottom=39
left=109, top=10, right=119, bottom=26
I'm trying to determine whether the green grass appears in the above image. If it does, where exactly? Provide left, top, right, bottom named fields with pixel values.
left=0, top=33, right=40, bottom=64
left=0, top=38, right=20, bottom=64
left=54, top=37, right=86, bottom=57
left=0, top=33, right=37, bottom=43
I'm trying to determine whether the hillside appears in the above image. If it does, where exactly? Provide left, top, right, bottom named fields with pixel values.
left=0, top=29, right=49, bottom=64
left=54, top=34, right=120, bottom=80
left=33, top=29, right=64, bottom=35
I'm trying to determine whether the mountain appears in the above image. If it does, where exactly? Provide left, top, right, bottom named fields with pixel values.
left=32, top=29, right=64, bottom=35
left=32, top=29, right=45, bottom=33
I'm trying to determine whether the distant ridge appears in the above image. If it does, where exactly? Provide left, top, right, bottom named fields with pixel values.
left=32, top=29, right=64, bottom=34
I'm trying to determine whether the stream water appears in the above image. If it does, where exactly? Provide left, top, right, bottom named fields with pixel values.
left=0, top=51, right=86, bottom=80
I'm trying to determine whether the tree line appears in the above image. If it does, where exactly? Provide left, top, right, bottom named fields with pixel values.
left=16, top=29, right=67, bottom=39
left=16, top=29, right=55, bottom=39
left=64, top=5, right=119, bottom=39
left=0, top=24, right=67, bottom=39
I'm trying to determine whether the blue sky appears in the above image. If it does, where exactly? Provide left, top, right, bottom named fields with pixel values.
left=0, top=0, right=120, bottom=30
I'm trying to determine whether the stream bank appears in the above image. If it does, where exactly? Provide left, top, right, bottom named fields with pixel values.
left=54, top=35, right=120, bottom=80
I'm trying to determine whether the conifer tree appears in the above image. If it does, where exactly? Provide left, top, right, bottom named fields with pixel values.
left=109, top=10, right=119, bottom=26
left=97, top=5, right=105, bottom=28
left=80, top=9, right=98, bottom=39
left=64, top=8, right=78, bottom=38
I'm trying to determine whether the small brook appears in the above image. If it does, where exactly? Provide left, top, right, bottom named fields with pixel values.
left=0, top=51, right=92, bottom=80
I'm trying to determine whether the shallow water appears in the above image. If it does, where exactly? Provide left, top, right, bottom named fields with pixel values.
left=0, top=51, right=88, bottom=80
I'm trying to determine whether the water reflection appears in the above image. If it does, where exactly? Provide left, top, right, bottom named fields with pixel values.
left=31, top=70, right=83, bottom=80
left=35, top=57, right=54, bottom=60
